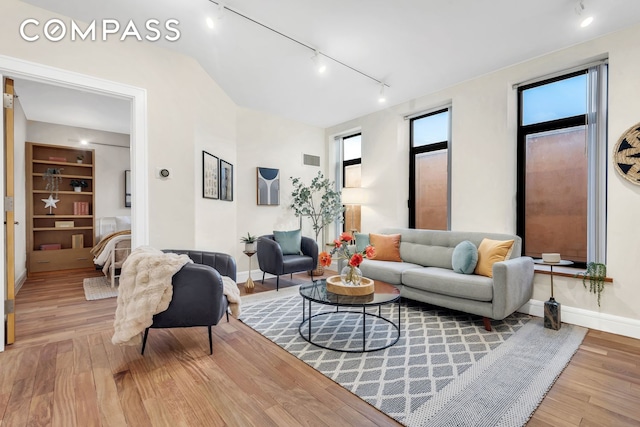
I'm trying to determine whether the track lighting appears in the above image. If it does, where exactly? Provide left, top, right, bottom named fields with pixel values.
left=575, top=0, right=594, bottom=27
left=312, top=50, right=327, bottom=74
left=378, top=84, right=386, bottom=103
left=206, top=17, right=214, bottom=29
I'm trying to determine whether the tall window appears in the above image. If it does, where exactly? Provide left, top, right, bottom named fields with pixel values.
left=342, top=133, right=361, bottom=233
left=517, top=64, right=607, bottom=267
left=409, top=108, right=451, bottom=230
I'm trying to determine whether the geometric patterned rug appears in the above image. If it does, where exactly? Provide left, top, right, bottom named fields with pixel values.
left=83, top=276, right=118, bottom=300
left=240, top=295, right=587, bottom=427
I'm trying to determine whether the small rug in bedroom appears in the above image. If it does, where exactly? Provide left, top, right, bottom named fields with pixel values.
left=83, top=276, right=118, bottom=300
left=240, top=296, right=587, bottom=427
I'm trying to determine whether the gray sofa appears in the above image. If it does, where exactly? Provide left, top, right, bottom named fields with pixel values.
left=342, top=228, right=534, bottom=330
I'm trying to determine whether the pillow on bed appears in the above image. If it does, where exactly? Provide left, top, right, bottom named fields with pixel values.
left=115, top=216, right=131, bottom=231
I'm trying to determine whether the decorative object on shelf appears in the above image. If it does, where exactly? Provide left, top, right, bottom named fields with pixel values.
left=613, top=122, right=640, bottom=185
left=240, top=232, right=257, bottom=252
left=41, top=194, right=59, bottom=214
left=72, top=234, right=84, bottom=249
left=55, top=221, right=74, bottom=228
left=257, top=167, right=280, bottom=205
left=43, top=167, right=63, bottom=197
left=290, top=171, right=344, bottom=274
left=319, top=232, right=375, bottom=287
left=70, top=179, right=88, bottom=192
left=533, top=258, right=573, bottom=330
left=577, top=262, right=607, bottom=307
left=220, top=159, right=233, bottom=201
left=76, top=154, right=84, bottom=164
left=202, top=151, right=219, bottom=200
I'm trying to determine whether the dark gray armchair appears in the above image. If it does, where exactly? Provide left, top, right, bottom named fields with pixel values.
left=256, top=235, right=318, bottom=291
left=141, top=250, right=237, bottom=355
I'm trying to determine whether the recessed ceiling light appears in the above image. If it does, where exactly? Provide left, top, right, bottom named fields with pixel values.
left=206, top=17, right=214, bottom=29
left=580, top=16, right=594, bottom=27
left=80, top=140, right=88, bottom=145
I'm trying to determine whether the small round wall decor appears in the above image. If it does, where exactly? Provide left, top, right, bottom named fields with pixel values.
left=613, top=122, right=640, bottom=185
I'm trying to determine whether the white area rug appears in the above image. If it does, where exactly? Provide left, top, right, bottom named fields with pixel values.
left=241, top=295, right=587, bottom=426
left=83, top=276, right=118, bottom=300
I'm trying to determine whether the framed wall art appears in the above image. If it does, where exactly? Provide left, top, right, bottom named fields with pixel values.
left=257, top=167, right=280, bottom=205
left=220, top=159, right=233, bottom=201
left=124, top=170, right=132, bottom=207
left=202, top=151, right=219, bottom=199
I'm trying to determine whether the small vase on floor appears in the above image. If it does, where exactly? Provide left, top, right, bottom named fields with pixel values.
left=341, top=265, right=362, bottom=286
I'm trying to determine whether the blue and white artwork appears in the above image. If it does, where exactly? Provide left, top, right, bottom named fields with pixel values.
left=257, top=167, right=280, bottom=205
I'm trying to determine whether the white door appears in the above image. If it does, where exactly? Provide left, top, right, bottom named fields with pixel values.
left=0, top=73, right=6, bottom=352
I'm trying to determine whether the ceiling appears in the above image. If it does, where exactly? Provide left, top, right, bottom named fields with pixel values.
left=18, top=0, right=640, bottom=129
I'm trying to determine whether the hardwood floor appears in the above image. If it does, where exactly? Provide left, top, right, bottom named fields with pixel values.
left=2, top=269, right=639, bottom=426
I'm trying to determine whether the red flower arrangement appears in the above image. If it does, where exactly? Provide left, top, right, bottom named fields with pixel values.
left=318, top=232, right=375, bottom=272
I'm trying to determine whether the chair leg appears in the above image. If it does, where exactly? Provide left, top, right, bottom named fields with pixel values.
left=226, top=311, right=229, bottom=322
left=290, top=273, right=293, bottom=280
left=141, top=328, right=150, bottom=355
left=483, top=317, right=492, bottom=332
left=208, top=326, right=213, bottom=355
left=276, top=275, right=280, bottom=291
left=262, top=271, right=265, bottom=284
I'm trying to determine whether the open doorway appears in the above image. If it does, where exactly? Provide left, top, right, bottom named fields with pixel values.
left=1, top=55, right=149, bottom=350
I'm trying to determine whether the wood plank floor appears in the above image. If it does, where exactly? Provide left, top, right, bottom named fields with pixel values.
left=2, top=269, right=639, bottom=426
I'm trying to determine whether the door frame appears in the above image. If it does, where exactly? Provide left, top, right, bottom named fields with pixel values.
left=0, top=54, right=149, bottom=352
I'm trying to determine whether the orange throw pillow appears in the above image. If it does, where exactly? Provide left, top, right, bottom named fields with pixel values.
left=369, top=233, right=402, bottom=262
left=474, top=238, right=515, bottom=278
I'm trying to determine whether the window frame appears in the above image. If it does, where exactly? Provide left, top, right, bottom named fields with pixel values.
left=409, top=107, right=451, bottom=229
left=516, top=66, right=607, bottom=267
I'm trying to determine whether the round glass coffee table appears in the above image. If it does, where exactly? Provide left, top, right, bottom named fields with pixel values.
left=298, top=279, right=401, bottom=353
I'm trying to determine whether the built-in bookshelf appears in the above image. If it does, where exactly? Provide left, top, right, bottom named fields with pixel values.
left=26, top=142, right=95, bottom=274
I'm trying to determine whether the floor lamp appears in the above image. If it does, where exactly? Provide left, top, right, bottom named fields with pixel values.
left=341, top=187, right=366, bottom=235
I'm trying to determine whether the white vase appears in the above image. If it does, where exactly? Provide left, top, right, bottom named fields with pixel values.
left=74, top=187, right=81, bottom=192
left=340, top=265, right=362, bottom=286
left=77, top=159, right=82, bottom=164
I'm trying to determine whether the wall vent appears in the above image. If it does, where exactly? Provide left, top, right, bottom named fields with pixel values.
left=302, top=154, right=320, bottom=167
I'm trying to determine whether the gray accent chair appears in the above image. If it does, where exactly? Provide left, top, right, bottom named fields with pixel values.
left=256, top=234, right=318, bottom=291
left=141, top=250, right=236, bottom=355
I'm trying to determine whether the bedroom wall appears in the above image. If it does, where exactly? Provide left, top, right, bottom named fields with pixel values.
left=25, top=122, right=131, bottom=233
left=235, top=108, right=326, bottom=273
left=13, top=98, right=27, bottom=288
left=326, top=23, right=640, bottom=332
left=0, top=0, right=239, bottom=250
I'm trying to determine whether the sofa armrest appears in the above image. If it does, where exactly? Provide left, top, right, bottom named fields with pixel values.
left=491, top=257, right=534, bottom=320
left=257, top=235, right=284, bottom=275
left=300, top=236, right=319, bottom=265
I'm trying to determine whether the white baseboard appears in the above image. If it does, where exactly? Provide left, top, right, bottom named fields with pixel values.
left=519, top=299, right=640, bottom=340
left=15, top=271, right=27, bottom=295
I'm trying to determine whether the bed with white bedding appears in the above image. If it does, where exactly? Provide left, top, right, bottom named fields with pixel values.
left=92, top=216, right=132, bottom=287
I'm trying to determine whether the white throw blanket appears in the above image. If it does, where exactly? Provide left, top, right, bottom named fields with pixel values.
left=112, top=247, right=192, bottom=346
left=223, top=276, right=242, bottom=318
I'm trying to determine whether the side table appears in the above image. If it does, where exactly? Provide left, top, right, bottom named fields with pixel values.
left=533, top=259, right=573, bottom=330
left=243, top=250, right=257, bottom=293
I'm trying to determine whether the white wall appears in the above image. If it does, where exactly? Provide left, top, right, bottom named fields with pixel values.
left=26, top=121, right=131, bottom=231
left=0, top=0, right=238, bottom=250
left=235, top=108, right=325, bottom=272
left=326, top=24, right=640, bottom=325
left=13, top=98, right=27, bottom=286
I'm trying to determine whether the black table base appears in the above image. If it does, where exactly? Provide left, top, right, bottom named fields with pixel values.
left=544, top=297, right=561, bottom=330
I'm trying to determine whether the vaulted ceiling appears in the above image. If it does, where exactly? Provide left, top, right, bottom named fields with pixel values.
left=19, top=0, right=640, bottom=128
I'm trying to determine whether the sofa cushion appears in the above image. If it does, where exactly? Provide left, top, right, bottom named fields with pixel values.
left=355, top=233, right=370, bottom=252
left=451, top=240, right=478, bottom=274
left=359, top=259, right=420, bottom=286
left=402, top=267, right=493, bottom=302
left=401, top=242, right=454, bottom=269
left=369, top=233, right=402, bottom=262
left=474, top=238, right=514, bottom=278
left=273, top=229, right=302, bottom=255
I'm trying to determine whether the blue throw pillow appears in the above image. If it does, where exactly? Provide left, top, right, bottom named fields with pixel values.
left=355, top=232, right=370, bottom=252
left=273, top=229, right=302, bottom=255
left=452, top=240, right=478, bottom=274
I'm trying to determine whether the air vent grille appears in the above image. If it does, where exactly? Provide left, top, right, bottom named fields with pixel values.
left=303, top=154, right=320, bottom=167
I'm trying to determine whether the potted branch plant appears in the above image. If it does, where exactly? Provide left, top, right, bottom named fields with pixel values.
left=70, top=179, right=88, bottom=192
left=289, top=171, right=344, bottom=274
left=578, top=262, right=607, bottom=307
left=240, top=232, right=257, bottom=252
left=76, top=154, right=84, bottom=164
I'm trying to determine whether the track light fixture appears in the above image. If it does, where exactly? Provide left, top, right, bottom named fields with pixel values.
left=378, top=84, right=386, bottom=103
left=575, top=0, right=594, bottom=27
left=206, top=0, right=390, bottom=103
left=312, top=50, right=327, bottom=74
